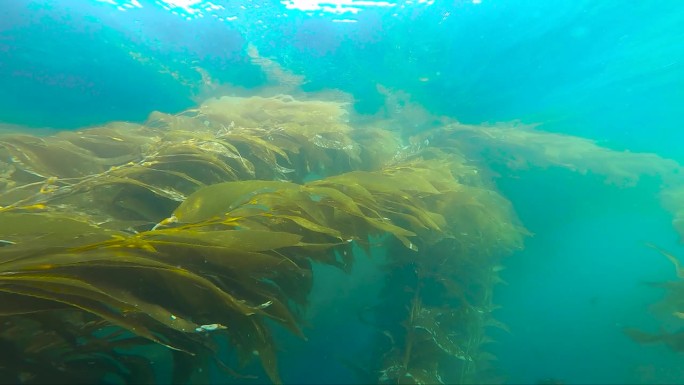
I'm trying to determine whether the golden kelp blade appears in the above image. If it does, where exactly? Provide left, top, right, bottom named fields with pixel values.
left=170, top=180, right=295, bottom=223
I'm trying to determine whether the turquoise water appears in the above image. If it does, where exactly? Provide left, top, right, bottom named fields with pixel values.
left=4, top=1, right=684, bottom=158
left=2, top=1, right=684, bottom=384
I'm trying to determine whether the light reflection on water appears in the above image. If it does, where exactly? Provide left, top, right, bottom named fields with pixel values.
left=93, top=0, right=432, bottom=21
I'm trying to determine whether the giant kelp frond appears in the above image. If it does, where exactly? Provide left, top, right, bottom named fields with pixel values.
left=0, top=207, right=313, bottom=382
left=0, top=95, right=376, bottom=225
left=0, top=147, right=489, bottom=383
left=0, top=95, right=379, bottom=383
left=0, top=94, right=530, bottom=384
left=157, top=157, right=465, bottom=263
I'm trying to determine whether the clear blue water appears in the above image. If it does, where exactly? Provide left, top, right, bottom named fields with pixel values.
left=2, top=0, right=684, bottom=383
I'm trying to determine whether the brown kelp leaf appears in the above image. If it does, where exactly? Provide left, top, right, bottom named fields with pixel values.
left=171, top=180, right=295, bottom=223
left=245, top=317, right=283, bottom=385
left=0, top=291, right=69, bottom=315
left=143, top=228, right=303, bottom=252
left=2, top=245, right=262, bottom=318
left=0, top=274, right=200, bottom=333
left=303, top=185, right=365, bottom=216
left=225, top=132, right=291, bottom=162
left=0, top=212, right=114, bottom=247
left=0, top=281, right=191, bottom=354
left=276, top=214, right=344, bottom=239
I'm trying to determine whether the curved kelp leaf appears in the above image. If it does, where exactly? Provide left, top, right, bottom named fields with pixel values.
left=170, top=180, right=294, bottom=223
left=0, top=276, right=193, bottom=353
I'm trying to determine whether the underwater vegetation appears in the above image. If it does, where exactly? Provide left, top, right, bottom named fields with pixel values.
left=624, top=244, right=684, bottom=355
left=0, top=94, right=527, bottom=384
left=1, top=91, right=684, bottom=384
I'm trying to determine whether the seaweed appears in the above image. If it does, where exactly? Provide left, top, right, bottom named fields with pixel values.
left=412, top=122, right=684, bottom=243
left=0, top=94, right=528, bottom=384
left=625, top=244, right=684, bottom=354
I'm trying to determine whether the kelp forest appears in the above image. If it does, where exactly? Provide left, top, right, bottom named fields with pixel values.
left=2, top=62, right=684, bottom=384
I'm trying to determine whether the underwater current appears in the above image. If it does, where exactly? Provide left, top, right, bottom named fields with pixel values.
left=1, top=1, right=684, bottom=384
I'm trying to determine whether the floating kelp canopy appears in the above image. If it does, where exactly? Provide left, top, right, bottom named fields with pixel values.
left=2, top=92, right=684, bottom=384
left=0, top=94, right=526, bottom=384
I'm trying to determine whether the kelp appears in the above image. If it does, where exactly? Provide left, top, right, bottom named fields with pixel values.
left=350, top=150, right=526, bottom=384
left=0, top=94, right=530, bottom=384
left=0, top=219, right=301, bottom=382
left=413, top=123, right=683, bottom=188
left=625, top=244, right=684, bottom=353
left=0, top=95, right=373, bottom=224
left=0, top=312, right=160, bottom=384
left=0, top=149, right=505, bottom=383
left=659, top=185, right=684, bottom=242
left=157, top=157, right=470, bottom=260
left=412, top=122, right=684, bottom=242
left=0, top=95, right=374, bottom=383
left=369, top=236, right=520, bottom=384
left=360, top=88, right=684, bottom=382
left=176, top=94, right=363, bottom=179
left=246, top=43, right=305, bottom=91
